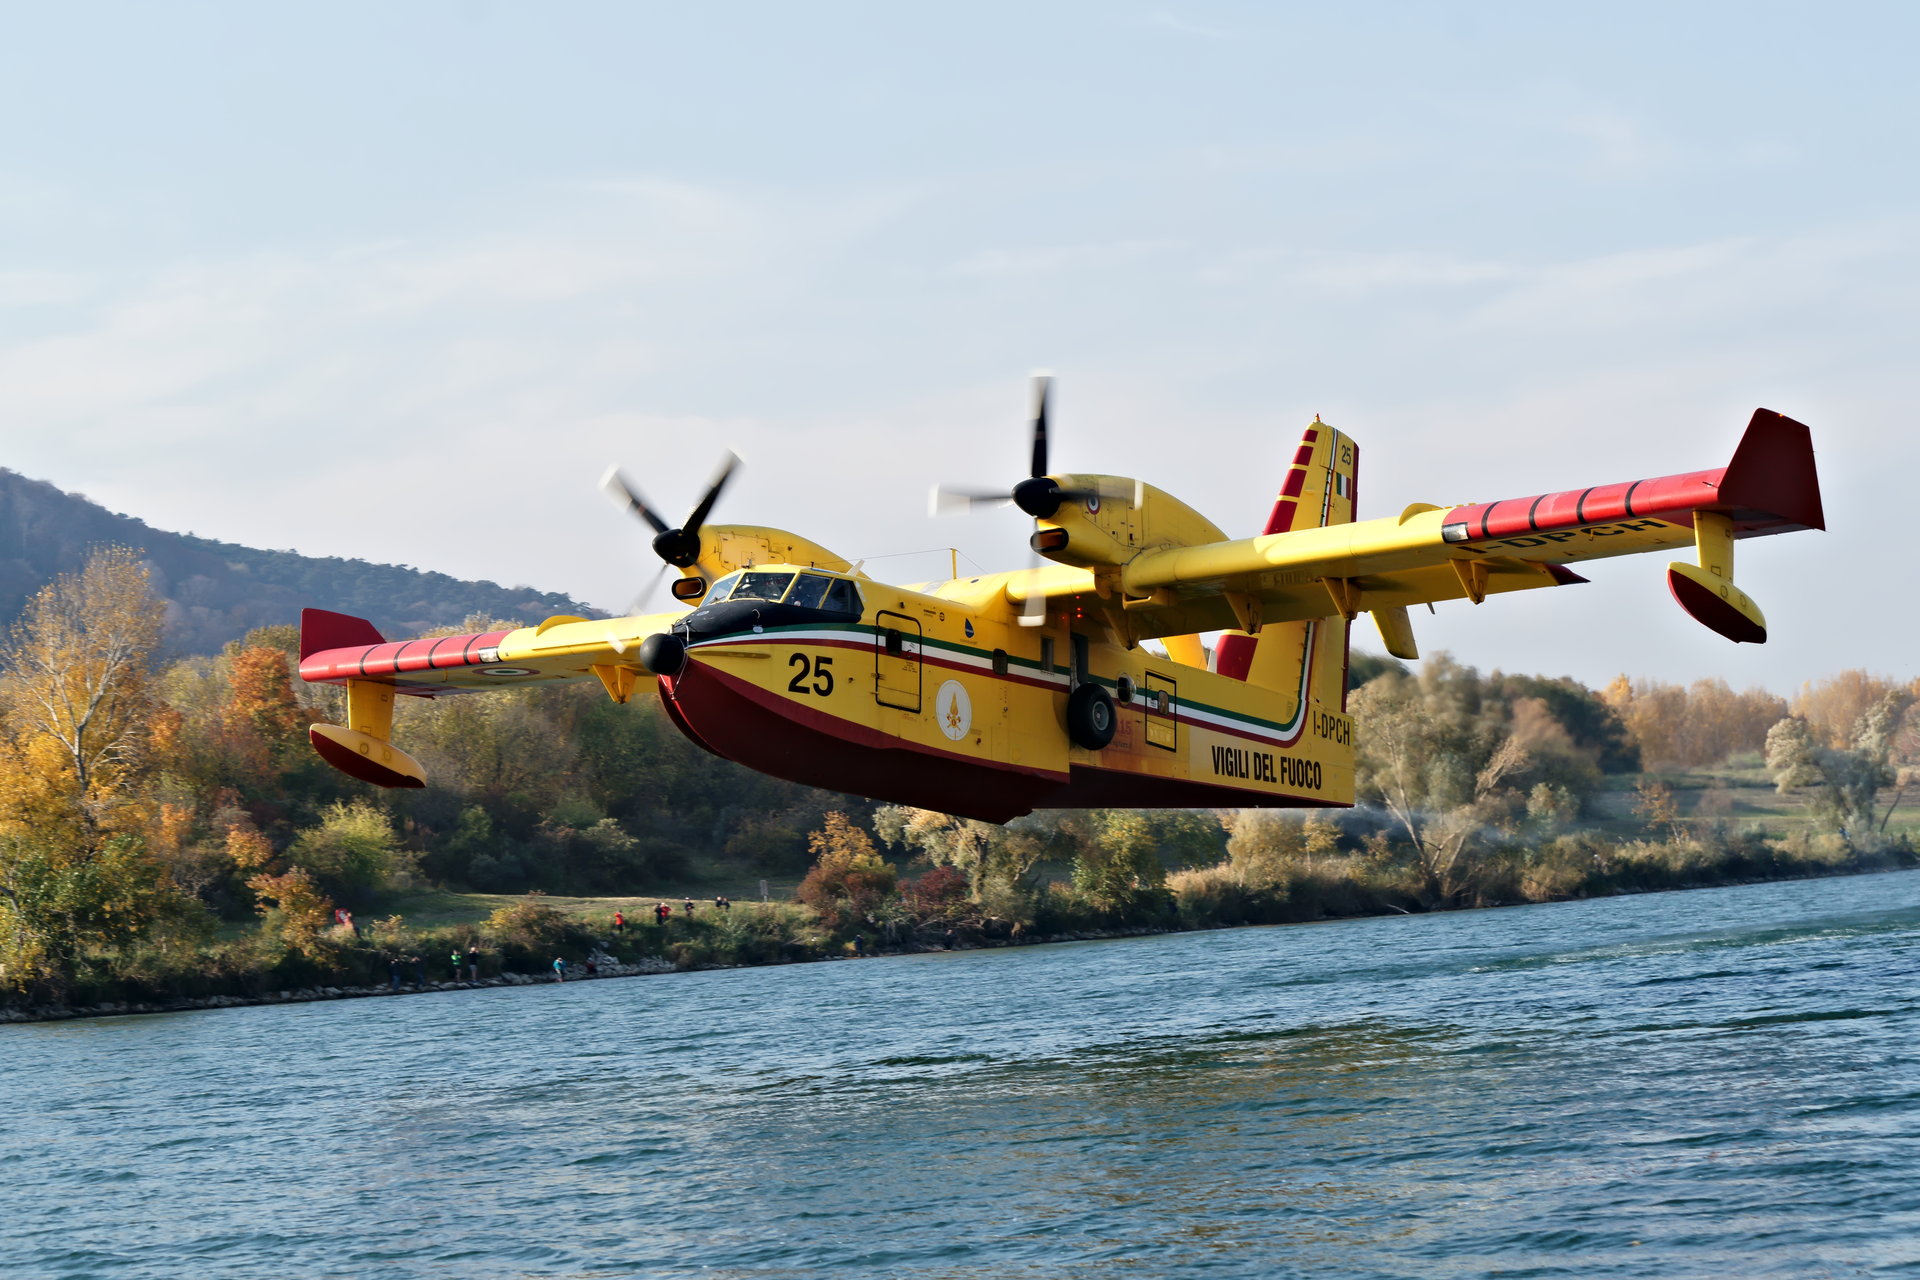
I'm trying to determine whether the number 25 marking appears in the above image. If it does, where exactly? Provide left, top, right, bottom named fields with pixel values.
left=787, top=652, right=834, bottom=696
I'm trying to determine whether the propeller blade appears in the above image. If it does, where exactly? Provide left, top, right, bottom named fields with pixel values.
left=929, top=485, right=1013, bottom=517
left=1029, top=373, right=1052, bottom=478
left=622, top=563, right=670, bottom=620
left=603, top=452, right=736, bottom=605
left=681, top=451, right=739, bottom=535
left=1016, top=550, right=1047, bottom=628
left=600, top=467, right=671, bottom=535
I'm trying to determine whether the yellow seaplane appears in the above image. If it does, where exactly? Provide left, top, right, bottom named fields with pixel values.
left=298, top=378, right=1824, bottom=823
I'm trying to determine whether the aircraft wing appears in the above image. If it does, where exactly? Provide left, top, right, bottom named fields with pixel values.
left=295, top=606, right=683, bottom=787
left=1013, top=409, right=1823, bottom=648
left=297, top=608, right=681, bottom=697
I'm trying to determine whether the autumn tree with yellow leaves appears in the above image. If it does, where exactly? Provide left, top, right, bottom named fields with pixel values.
left=0, top=548, right=200, bottom=995
left=796, top=812, right=898, bottom=928
left=1791, top=671, right=1920, bottom=750
left=1601, top=675, right=1787, bottom=770
left=220, top=641, right=310, bottom=787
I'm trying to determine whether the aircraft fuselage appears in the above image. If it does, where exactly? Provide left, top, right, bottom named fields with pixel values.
left=651, top=567, right=1355, bottom=823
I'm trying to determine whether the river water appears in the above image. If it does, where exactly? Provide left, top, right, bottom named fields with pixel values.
left=4, top=870, right=1919, bottom=1279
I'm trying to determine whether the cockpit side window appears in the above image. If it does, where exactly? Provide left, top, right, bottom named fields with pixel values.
left=785, top=573, right=831, bottom=609
left=823, top=578, right=862, bottom=614
left=706, top=572, right=742, bottom=602
left=729, top=571, right=796, bottom=602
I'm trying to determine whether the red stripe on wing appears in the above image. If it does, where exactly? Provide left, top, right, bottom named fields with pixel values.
left=297, top=630, right=513, bottom=684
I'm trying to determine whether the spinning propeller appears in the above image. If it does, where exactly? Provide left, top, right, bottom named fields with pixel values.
left=930, top=374, right=1134, bottom=626
left=929, top=375, right=1123, bottom=519
left=600, top=452, right=739, bottom=626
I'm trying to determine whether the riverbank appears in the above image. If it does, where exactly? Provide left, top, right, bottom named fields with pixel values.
left=6, top=822, right=1914, bottom=1025
left=0, top=924, right=1185, bottom=1024
left=0, top=952, right=679, bottom=1024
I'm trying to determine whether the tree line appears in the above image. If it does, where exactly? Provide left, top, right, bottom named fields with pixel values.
left=1, top=548, right=1914, bottom=1008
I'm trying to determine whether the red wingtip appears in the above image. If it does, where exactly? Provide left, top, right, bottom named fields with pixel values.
left=299, top=608, right=386, bottom=662
left=1719, top=409, right=1825, bottom=532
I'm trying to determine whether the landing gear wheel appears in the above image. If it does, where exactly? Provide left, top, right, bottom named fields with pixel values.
left=1066, top=682, right=1118, bottom=750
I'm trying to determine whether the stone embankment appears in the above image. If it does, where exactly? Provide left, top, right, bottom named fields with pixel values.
left=0, top=952, right=675, bottom=1024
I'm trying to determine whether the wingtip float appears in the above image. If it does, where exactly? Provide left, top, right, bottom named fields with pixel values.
left=295, top=388, right=1824, bottom=822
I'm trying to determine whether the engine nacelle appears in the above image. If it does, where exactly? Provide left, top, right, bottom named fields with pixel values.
left=1031, top=475, right=1228, bottom=570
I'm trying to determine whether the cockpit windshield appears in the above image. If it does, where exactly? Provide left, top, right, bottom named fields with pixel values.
left=701, top=571, right=861, bottom=615
left=707, top=571, right=795, bottom=603
left=785, top=574, right=831, bottom=609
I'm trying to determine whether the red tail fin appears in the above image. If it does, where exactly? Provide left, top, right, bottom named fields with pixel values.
left=1719, top=408, right=1825, bottom=532
left=299, top=608, right=385, bottom=661
left=1219, top=419, right=1358, bottom=689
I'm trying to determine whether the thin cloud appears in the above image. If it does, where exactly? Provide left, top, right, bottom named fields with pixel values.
left=1133, top=11, right=1234, bottom=40
left=948, top=239, right=1184, bottom=277
left=1561, top=109, right=1676, bottom=182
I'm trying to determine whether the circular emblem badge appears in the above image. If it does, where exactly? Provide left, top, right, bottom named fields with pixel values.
left=1084, top=492, right=1101, bottom=514
left=479, top=666, right=538, bottom=677
left=935, top=679, right=973, bottom=741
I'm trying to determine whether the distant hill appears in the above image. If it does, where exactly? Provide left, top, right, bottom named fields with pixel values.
left=0, top=468, right=601, bottom=654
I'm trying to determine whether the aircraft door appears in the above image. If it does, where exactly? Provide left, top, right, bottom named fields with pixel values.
left=874, top=610, right=923, bottom=712
left=1143, top=670, right=1178, bottom=751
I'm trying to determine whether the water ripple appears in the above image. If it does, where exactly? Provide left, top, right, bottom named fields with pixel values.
left=4, top=870, right=1920, bottom=1277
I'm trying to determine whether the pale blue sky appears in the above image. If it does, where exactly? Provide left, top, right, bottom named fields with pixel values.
left=3, top=2, right=1913, bottom=692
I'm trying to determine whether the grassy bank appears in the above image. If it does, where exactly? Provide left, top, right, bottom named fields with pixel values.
left=8, top=813, right=1913, bottom=1023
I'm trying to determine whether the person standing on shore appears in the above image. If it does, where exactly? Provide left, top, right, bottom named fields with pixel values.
left=683, top=898, right=696, bottom=921
left=655, top=902, right=670, bottom=926
left=552, top=956, right=566, bottom=983
left=613, top=910, right=625, bottom=935
left=465, top=944, right=480, bottom=981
